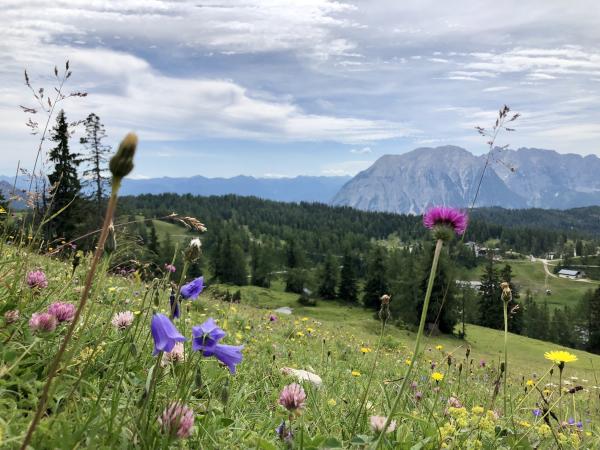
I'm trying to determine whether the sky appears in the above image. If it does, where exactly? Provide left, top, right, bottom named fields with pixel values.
left=1, top=0, right=600, bottom=179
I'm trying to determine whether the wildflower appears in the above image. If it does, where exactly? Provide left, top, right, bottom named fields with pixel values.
left=29, top=312, right=57, bottom=333
left=423, top=206, right=468, bottom=239
left=269, top=314, right=278, bottom=322
left=26, top=270, right=48, bottom=289
left=47, top=302, right=76, bottom=322
left=191, top=318, right=243, bottom=374
left=360, top=347, right=373, bottom=354
left=276, top=420, right=293, bottom=442
left=327, top=399, right=337, bottom=407
left=351, top=370, right=361, bottom=377
left=158, top=402, right=194, bottom=439
left=415, top=391, right=423, bottom=401
left=180, top=276, right=204, bottom=300
left=404, top=359, right=411, bottom=366
left=472, top=406, right=484, bottom=415
left=151, top=314, right=186, bottom=355
left=369, top=415, right=397, bottom=434
left=435, top=345, right=443, bottom=351
left=281, top=367, right=323, bottom=387
left=109, top=132, right=137, bottom=180
left=447, top=397, right=463, bottom=408
left=296, top=331, right=304, bottom=337
left=164, top=263, right=176, bottom=273
left=4, top=309, right=20, bottom=324
left=112, top=311, right=134, bottom=330
left=431, top=372, right=444, bottom=382
left=479, top=359, right=486, bottom=368
left=544, top=350, right=578, bottom=365
left=184, top=238, right=202, bottom=262
left=526, top=379, right=535, bottom=387
left=161, top=342, right=185, bottom=367
left=279, top=383, right=306, bottom=413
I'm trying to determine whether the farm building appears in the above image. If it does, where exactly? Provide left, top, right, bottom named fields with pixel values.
left=557, top=269, right=585, bottom=279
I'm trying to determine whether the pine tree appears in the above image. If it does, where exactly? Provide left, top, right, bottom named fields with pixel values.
left=80, top=113, right=110, bottom=209
left=46, top=109, right=82, bottom=240
left=285, top=239, right=307, bottom=293
left=318, top=253, right=338, bottom=299
left=362, top=246, right=389, bottom=310
left=338, top=249, right=358, bottom=303
left=588, top=287, right=600, bottom=353
left=251, top=242, right=273, bottom=288
left=478, top=257, right=503, bottom=329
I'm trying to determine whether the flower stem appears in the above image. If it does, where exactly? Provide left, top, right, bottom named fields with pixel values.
left=374, top=238, right=444, bottom=449
left=21, top=186, right=121, bottom=450
left=503, top=299, right=508, bottom=415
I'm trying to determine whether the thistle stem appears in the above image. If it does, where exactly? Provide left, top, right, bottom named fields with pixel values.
left=503, top=299, right=508, bottom=415
left=374, top=238, right=444, bottom=449
left=21, top=186, right=120, bottom=449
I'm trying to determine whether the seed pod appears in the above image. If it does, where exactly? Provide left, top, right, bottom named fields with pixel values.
left=109, top=133, right=138, bottom=180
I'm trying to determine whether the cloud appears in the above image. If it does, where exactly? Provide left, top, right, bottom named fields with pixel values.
left=350, top=146, right=372, bottom=154
left=321, top=160, right=374, bottom=176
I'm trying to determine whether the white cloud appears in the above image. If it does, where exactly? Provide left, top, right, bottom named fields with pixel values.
left=350, top=146, right=372, bottom=154
left=321, top=160, right=374, bottom=176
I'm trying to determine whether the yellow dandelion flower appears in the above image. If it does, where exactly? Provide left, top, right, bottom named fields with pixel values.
left=327, top=399, right=337, bottom=406
left=360, top=347, right=372, bottom=354
left=519, top=421, right=531, bottom=428
left=526, top=379, right=535, bottom=387
left=306, top=327, right=314, bottom=333
left=244, top=325, right=251, bottom=330
left=431, top=372, right=444, bottom=382
left=296, top=331, right=304, bottom=337
left=544, top=350, right=578, bottom=365
left=301, top=317, right=309, bottom=321
left=351, top=370, right=361, bottom=377
left=435, top=345, right=443, bottom=351
left=404, top=359, right=412, bottom=366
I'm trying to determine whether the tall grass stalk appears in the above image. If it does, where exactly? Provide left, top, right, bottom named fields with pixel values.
left=375, top=238, right=443, bottom=449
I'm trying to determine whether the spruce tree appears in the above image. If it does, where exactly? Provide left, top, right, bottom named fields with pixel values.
left=588, top=287, right=600, bottom=353
left=46, top=109, right=82, bottom=240
left=80, top=113, right=110, bottom=209
left=251, top=242, right=273, bottom=288
left=318, top=253, right=338, bottom=299
left=338, top=249, right=358, bottom=303
left=478, top=257, right=503, bottom=329
left=362, top=246, right=389, bottom=310
left=285, top=239, right=307, bottom=293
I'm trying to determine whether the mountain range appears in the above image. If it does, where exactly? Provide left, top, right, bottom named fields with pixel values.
left=332, top=146, right=600, bottom=213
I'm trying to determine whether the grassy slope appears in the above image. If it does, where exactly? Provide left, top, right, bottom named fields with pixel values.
left=462, top=259, right=600, bottom=308
left=213, top=282, right=600, bottom=379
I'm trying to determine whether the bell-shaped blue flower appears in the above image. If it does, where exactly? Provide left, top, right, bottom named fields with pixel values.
left=180, top=276, right=204, bottom=300
left=192, top=318, right=243, bottom=374
left=151, top=313, right=186, bottom=355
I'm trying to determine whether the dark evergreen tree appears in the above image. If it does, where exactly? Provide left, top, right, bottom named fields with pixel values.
left=478, top=257, right=503, bottom=329
left=285, top=239, right=307, bottom=293
left=148, top=222, right=160, bottom=256
left=318, top=253, right=338, bottom=299
left=80, top=113, right=110, bottom=209
left=46, top=109, right=82, bottom=240
left=588, top=287, right=600, bottom=354
left=362, top=246, right=389, bottom=310
left=250, top=242, right=274, bottom=288
left=212, top=228, right=247, bottom=285
left=338, top=249, right=358, bottom=303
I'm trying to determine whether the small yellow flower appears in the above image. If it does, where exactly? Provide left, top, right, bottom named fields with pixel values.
left=235, top=332, right=243, bottom=340
left=544, top=350, right=578, bottom=365
left=296, top=331, right=304, bottom=337
left=519, top=420, right=531, bottom=428
left=471, top=406, right=484, bottom=415
left=404, top=359, right=412, bottom=366
left=327, top=399, right=337, bottom=406
left=0, top=206, right=6, bottom=214
left=526, top=379, right=535, bottom=387
left=301, top=317, right=309, bottom=321
left=133, top=310, right=141, bottom=315
left=431, top=372, right=444, bottom=382
left=244, top=325, right=251, bottom=330
left=435, top=345, right=443, bottom=351
left=351, top=370, right=361, bottom=377
left=108, top=287, right=117, bottom=293
left=360, top=347, right=372, bottom=354
left=306, top=327, right=314, bottom=333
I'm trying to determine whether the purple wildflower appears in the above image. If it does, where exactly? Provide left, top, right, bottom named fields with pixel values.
left=27, top=270, right=48, bottom=289
left=278, top=383, right=306, bottom=413
left=151, top=314, right=186, bottom=355
left=180, top=276, right=204, bottom=300
left=415, top=391, right=423, bottom=401
left=191, top=318, right=243, bottom=374
left=158, top=402, right=194, bottom=439
left=533, top=408, right=541, bottom=417
left=112, top=311, right=134, bottom=330
left=164, top=263, right=176, bottom=273
left=479, top=359, right=486, bottom=368
left=47, top=302, right=76, bottom=322
left=29, top=312, right=57, bottom=332
left=276, top=420, right=293, bottom=442
left=269, top=314, right=278, bottom=322
left=423, top=206, right=468, bottom=236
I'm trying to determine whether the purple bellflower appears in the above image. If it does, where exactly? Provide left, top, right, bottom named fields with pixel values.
left=151, top=313, right=186, bottom=355
left=192, top=318, right=243, bottom=374
left=180, top=276, right=204, bottom=300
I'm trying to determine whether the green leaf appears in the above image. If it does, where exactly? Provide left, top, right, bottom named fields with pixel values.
left=219, top=417, right=234, bottom=428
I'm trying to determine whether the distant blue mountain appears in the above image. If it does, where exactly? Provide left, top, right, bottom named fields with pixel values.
left=119, top=175, right=351, bottom=203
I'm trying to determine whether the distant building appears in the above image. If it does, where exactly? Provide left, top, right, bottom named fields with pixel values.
left=557, top=269, right=585, bottom=279
left=456, top=280, right=482, bottom=290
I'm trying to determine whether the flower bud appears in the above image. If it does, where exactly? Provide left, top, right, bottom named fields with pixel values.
left=109, top=133, right=138, bottom=181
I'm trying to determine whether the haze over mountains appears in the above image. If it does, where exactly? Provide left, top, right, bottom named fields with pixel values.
left=332, top=146, right=600, bottom=213
left=3, top=146, right=600, bottom=213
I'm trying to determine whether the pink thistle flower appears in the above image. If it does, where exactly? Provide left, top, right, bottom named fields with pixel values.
left=29, top=312, right=57, bottom=332
left=26, top=270, right=48, bottom=289
left=111, top=311, right=134, bottom=330
left=369, top=415, right=397, bottom=434
left=164, top=263, right=176, bottom=273
left=279, top=383, right=306, bottom=413
left=423, top=206, right=468, bottom=237
left=47, top=302, right=76, bottom=322
left=161, top=342, right=185, bottom=367
left=158, top=402, right=194, bottom=439
left=269, top=314, right=278, bottom=322
left=4, top=309, right=20, bottom=324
